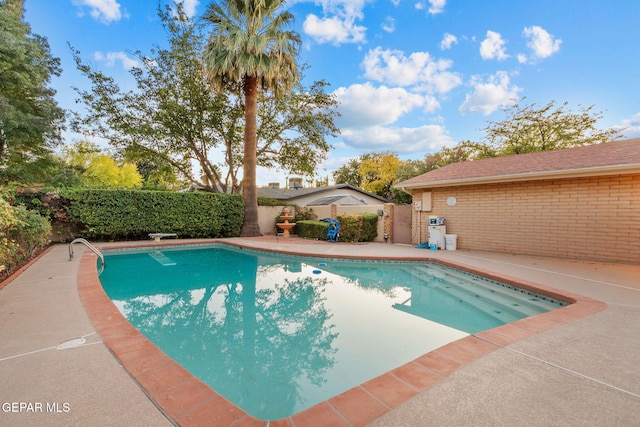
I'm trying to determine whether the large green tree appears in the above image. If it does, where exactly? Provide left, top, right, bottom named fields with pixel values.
left=72, top=4, right=335, bottom=202
left=358, top=152, right=402, bottom=200
left=202, top=0, right=302, bottom=236
left=62, top=140, right=143, bottom=188
left=332, top=158, right=362, bottom=188
left=0, top=0, right=65, bottom=183
left=333, top=153, right=419, bottom=204
left=256, top=78, right=338, bottom=180
left=71, top=4, right=232, bottom=193
left=484, top=98, right=622, bottom=154
left=391, top=159, right=431, bottom=204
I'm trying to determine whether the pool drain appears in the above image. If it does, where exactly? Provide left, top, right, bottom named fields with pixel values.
left=56, top=337, right=86, bottom=350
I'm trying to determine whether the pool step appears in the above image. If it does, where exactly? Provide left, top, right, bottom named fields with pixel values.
left=149, top=251, right=176, bottom=266
left=445, top=268, right=561, bottom=313
left=410, top=265, right=558, bottom=318
left=419, top=264, right=560, bottom=311
left=430, top=281, right=537, bottom=322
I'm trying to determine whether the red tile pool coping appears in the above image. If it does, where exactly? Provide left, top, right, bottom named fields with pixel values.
left=77, top=241, right=606, bottom=427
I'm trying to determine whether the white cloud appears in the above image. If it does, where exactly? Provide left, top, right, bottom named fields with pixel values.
left=428, top=0, right=446, bottom=14
left=340, top=125, right=456, bottom=153
left=73, top=0, right=123, bottom=24
left=303, top=15, right=366, bottom=44
left=459, top=71, right=521, bottom=115
left=390, top=0, right=401, bottom=6
left=302, top=0, right=370, bottom=45
left=522, top=25, right=562, bottom=60
left=480, top=31, right=509, bottom=60
left=616, top=112, right=640, bottom=138
left=174, top=0, right=199, bottom=18
left=414, top=1, right=446, bottom=14
left=333, top=83, right=435, bottom=128
left=382, top=16, right=396, bottom=33
left=331, top=82, right=445, bottom=155
left=440, top=33, right=458, bottom=50
left=362, top=47, right=462, bottom=94
left=93, top=51, right=140, bottom=70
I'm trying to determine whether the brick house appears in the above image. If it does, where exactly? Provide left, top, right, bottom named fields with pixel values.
left=395, top=139, right=640, bottom=264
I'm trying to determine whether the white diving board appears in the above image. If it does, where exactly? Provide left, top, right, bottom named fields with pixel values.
left=149, top=233, right=177, bottom=242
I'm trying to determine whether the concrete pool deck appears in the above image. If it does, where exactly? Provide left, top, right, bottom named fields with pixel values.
left=0, top=237, right=638, bottom=426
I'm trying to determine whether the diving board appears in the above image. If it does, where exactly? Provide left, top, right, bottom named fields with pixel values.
left=149, top=233, right=177, bottom=242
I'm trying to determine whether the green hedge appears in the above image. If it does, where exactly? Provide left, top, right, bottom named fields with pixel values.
left=61, top=189, right=243, bottom=240
left=295, top=220, right=329, bottom=240
left=337, top=213, right=378, bottom=243
left=296, top=213, right=379, bottom=242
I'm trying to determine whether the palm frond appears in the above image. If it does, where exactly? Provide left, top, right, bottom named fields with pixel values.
left=202, top=0, right=300, bottom=94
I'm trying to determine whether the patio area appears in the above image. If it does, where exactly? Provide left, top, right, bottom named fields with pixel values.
left=1, top=237, right=639, bottom=426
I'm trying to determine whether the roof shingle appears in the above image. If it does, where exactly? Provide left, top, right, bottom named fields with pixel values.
left=397, top=139, right=640, bottom=188
left=257, top=183, right=389, bottom=203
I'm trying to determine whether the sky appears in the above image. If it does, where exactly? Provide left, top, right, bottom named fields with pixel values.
left=23, top=0, right=640, bottom=187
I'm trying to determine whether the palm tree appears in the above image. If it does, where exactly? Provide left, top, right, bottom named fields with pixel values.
left=202, top=0, right=301, bottom=237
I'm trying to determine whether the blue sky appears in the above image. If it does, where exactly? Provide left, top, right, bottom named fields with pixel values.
left=24, top=0, right=640, bottom=186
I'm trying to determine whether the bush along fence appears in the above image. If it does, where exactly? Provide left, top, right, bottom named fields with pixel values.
left=295, top=213, right=379, bottom=243
left=0, top=194, right=51, bottom=281
left=11, top=188, right=244, bottom=241
left=62, top=189, right=244, bottom=240
left=338, top=213, right=378, bottom=242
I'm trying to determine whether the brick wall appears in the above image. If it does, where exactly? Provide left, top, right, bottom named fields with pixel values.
left=411, top=174, right=640, bottom=264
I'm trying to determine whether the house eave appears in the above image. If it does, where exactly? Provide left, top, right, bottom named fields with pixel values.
left=397, top=164, right=640, bottom=191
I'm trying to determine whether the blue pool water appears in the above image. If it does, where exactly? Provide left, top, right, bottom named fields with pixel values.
left=98, top=244, right=565, bottom=420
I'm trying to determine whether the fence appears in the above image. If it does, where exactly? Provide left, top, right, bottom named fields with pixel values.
left=260, top=203, right=409, bottom=244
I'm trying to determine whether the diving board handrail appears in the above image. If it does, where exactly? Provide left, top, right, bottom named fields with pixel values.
left=69, top=238, right=105, bottom=268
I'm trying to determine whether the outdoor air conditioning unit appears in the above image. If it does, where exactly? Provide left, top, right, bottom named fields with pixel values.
left=288, top=177, right=303, bottom=189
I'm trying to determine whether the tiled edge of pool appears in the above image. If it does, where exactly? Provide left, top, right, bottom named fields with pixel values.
left=77, top=243, right=607, bottom=427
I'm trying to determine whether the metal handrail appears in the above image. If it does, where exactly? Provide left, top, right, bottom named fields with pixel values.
left=69, top=238, right=105, bottom=268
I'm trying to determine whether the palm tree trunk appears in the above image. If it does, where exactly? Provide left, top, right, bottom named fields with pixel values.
left=240, top=75, right=261, bottom=237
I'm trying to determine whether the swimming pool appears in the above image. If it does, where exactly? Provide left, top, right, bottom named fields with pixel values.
left=98, top=244, right=565, bottom=420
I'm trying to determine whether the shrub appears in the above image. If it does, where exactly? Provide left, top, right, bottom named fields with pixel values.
left=61, top=188, right=243, bottom=240
left=0, top=197, right=18, bottom=230
left=360, top=213, right=379, bottom=241
left=258, top=197, right=291, bottom=206
left=0, top=196, right=51, bottom=279
left=295, top=220, right=329, bottom=240
left=297, top=214, right=379, bottom=243
left=6, top=205, right=52, bottom=257
left=337, top=215, right=361, bottom=243
left=292, top=206, right=317, bottom=235
left=337, top=213, right=378, bottom=243
left=11, top=187, right=69, bottom=222
left=293, top=206, right=317, bottom=222
left=8, top=187, right=245, bottom=241
left=0, top=238, right=23, bottom=279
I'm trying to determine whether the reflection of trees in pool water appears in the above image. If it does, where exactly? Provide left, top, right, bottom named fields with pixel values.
left=320, top=262, right=417, bottom=297
left=115, top=260, right=338, bottom=419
